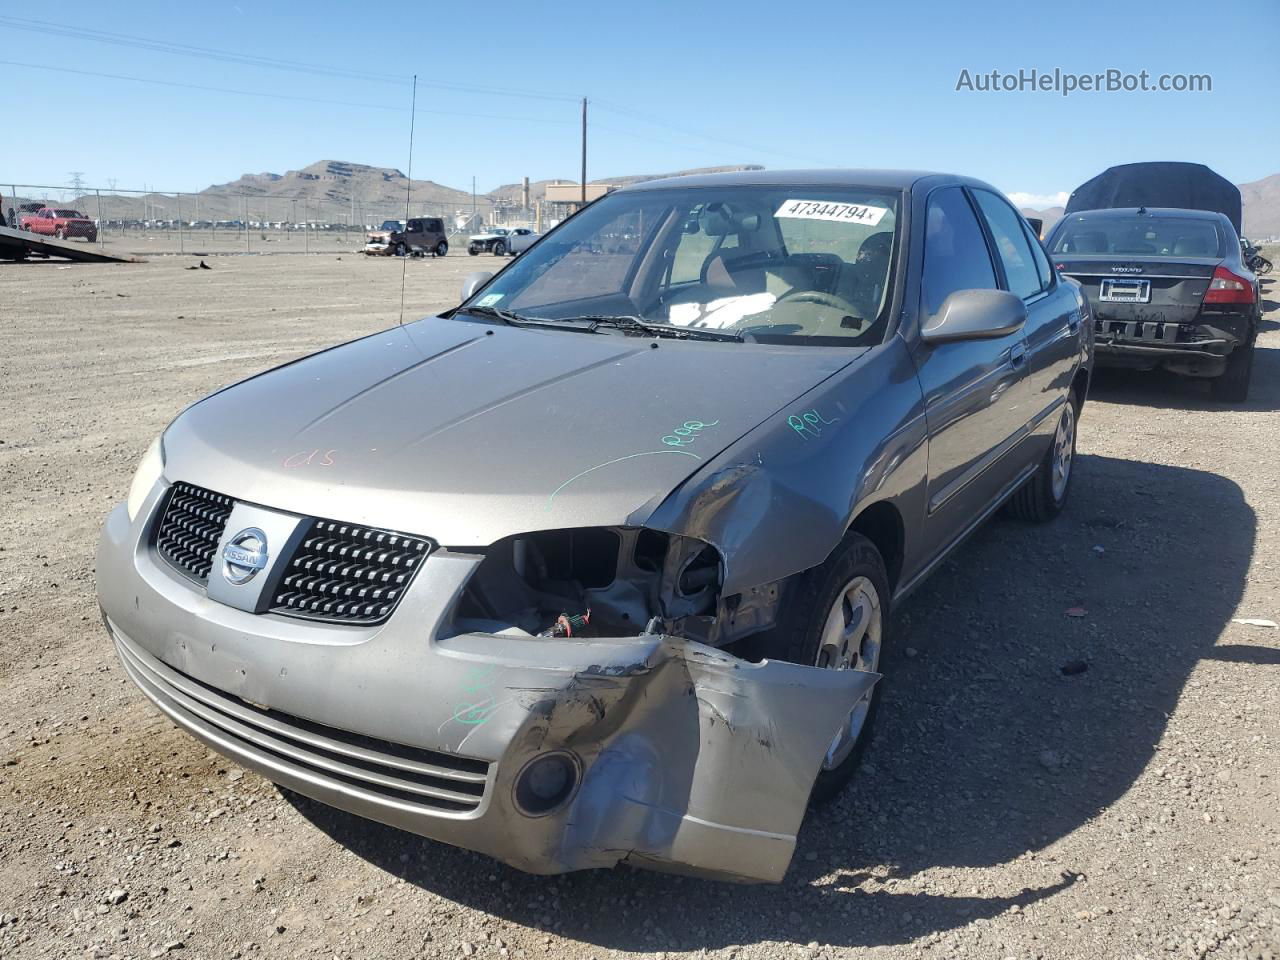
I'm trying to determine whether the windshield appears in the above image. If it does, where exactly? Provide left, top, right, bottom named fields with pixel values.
left=463, top=185, right=901, bottom=345
left=378, top=220, right=403, bottom=231
left=54, top=209, right=84, bottom=218
left=1050, top=215, right=1224, bottom=258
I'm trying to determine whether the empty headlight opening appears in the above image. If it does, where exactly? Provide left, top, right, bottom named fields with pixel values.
left=446, top=527, right=728, bottom=642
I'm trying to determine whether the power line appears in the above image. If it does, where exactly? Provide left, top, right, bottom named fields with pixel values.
left=0, top=60, right=577, bottom=126
left=0, top=15, right=580, bottom=103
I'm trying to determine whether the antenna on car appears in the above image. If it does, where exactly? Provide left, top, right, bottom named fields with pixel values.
left=399, top=74, right=418, bottom=327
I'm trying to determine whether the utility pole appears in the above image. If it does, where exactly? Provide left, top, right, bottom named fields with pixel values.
left=580, top=97, right=587, bottom=206
left=69, top=171, right=85, bottom=201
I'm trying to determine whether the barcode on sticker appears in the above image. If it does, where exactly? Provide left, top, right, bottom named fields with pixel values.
left=775, top=199, right=888, bottom=226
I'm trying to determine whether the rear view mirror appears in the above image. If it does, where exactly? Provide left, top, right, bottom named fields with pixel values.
left=460, top=271, right=494, bottom=302
left=921, top=289, right=1027, bottom=343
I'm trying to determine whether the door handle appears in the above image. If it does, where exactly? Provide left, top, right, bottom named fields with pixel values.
left=1009, top=342, right=1028, bottom=366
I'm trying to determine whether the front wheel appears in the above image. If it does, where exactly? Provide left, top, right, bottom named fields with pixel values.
left=1007, top=394, right=1076, bottom=522
left=467, top=244, right=481, bottom=256
left=753, top=533, right=889, bottom=803
left=1211, top=338, right=1254, bottom=403
left=393, top=241, right=407, bottom=257
left=435, top=241, right=448, bottom=257
left=492, top=241, right=507, bottom=257
left=54, top=228, right=66, bottom=240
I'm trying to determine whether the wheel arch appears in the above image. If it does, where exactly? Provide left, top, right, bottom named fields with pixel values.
left=846, top=499, right=905, bottom=594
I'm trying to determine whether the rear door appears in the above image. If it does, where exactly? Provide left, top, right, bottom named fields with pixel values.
left=912, top=186, right=1030, bottom=555
left=971, top=188, right=1079, bottom=432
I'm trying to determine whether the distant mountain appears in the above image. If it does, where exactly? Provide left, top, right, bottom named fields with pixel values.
left=1238, top=174, right=1280, bottom=239
left=65, top=160, right=494, bottom=223
left=206, top=160, right=478, bottom=209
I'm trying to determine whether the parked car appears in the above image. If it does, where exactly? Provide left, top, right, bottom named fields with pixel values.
left=467, top=226, right=538, bottom=256
left=363, top=219, right=405, bottom=255
left=20, top=207, right=97, bottom=242
left=97, top=169, right=1090, bottom=884
left=1046, top=207, right=1258, bottom=401
left=391, top=217, right=448, bottom=257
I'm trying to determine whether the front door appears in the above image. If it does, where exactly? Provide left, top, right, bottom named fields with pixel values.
left=911, top=186, right=1030, bottom=560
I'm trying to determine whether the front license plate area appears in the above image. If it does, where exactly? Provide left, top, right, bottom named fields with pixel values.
left=1099, top=278, right=1151, bottom=303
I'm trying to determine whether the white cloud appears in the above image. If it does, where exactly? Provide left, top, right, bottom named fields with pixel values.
left=1006, top=191, right=1069, bottom=210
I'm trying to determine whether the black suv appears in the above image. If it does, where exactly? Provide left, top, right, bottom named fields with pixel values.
left=391, top=217, right=448, bottom=257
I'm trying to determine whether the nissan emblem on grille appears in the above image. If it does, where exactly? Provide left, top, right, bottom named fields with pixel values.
left=222, top=528, right=269, bottom=585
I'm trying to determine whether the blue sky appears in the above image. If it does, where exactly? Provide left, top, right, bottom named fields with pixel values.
left=2, top=0, right=1274, bottom=203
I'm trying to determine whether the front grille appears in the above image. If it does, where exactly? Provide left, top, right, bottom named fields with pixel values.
left=113, top=629, right=490, bottom=815
left=155, top=483, right=234, bottom=584
left=271, top=520, right=430, bottom=625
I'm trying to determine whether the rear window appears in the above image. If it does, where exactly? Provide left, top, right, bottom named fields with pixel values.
left=1050, top=216, right=1223, bottom=258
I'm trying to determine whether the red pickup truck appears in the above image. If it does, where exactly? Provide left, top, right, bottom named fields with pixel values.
left=20, top=207, right=98, bottom=242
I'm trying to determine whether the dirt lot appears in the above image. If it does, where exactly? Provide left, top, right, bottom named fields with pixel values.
left=1, top=254, right=1277, bottom=960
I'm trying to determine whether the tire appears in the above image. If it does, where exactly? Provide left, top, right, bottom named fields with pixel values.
left=468, top=244, right=480, bottom=256
left=435, top=241, right=448, bottom=258
left=493, top=241, right=507, bottom=257
left=1211, top=338, right=1254, bottom=403
left=393, top=241, right=407, bottom=257
left=1007, top=391, right=1078, bottom=522
left=55, top=228, right=66, bottom=240
left=753, top=533, right=889, bottom=804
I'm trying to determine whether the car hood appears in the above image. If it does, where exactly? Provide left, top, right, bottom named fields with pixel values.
left=163, top=317, right=863, bottom=545
left=469, top=233, right=503, bottom=241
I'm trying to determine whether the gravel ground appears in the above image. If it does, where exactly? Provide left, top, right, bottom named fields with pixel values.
left=1, top=253, right=1277, bottom=960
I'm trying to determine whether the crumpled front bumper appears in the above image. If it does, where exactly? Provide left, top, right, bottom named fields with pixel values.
left=97, top=498, right=877, bottom=883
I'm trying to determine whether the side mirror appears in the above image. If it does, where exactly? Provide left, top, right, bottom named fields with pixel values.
left=1025, top=217, right=1043, bottom=238
left=921, top=289, right=1027, bottom=344
left=460, top=271, right=494, bottom=302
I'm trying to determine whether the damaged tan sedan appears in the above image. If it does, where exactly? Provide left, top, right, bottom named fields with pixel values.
left=97, top=169, right=1091, bottom=882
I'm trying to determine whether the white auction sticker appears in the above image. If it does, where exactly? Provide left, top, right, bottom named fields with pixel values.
left=775, top=199, right=888, bottom=226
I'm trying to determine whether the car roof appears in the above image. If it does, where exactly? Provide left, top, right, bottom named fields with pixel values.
left=622, top=168, right=952, bottom=192
left=1060, top=207, right=1224, bottom=221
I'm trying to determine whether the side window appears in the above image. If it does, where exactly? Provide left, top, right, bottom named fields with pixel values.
left=922, top=187, right=998, bottom=317
left=972, top=190, right=1044, bottom=300
left=1020, top=218, right=1054, bottom=290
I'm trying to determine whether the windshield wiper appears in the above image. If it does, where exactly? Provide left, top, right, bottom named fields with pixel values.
left=455, top=304, right=601, bottom=333
left=556, top=314, right=745, bottom=343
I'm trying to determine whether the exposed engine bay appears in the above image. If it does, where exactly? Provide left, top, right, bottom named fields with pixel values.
left=446, top=527, right=782, bottom=647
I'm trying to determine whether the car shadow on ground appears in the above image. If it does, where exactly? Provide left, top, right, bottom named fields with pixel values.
left=287, top=452, right=1254, bottom=951
left=1088, top=344, right=1280, bottom=413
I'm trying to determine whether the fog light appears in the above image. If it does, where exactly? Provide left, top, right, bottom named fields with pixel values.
left=513, top=751, right=579, bottom=816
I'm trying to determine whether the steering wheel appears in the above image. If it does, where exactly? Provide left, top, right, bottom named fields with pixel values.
left=775, top=288, right=859, bottom=313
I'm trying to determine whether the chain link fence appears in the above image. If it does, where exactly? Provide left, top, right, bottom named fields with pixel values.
left=2, top=181, right=532, bottom=256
